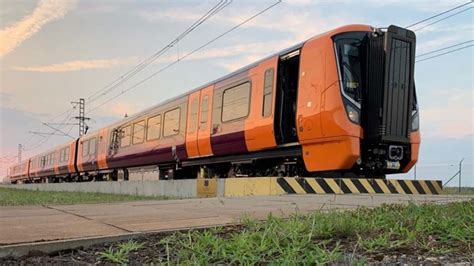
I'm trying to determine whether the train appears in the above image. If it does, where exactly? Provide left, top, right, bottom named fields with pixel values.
left=7, top=24, right=420, bottom=183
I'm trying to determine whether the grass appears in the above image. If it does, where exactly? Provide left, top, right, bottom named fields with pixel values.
left=153, top=200, right=473, bottom=264
left=443, top=187, right=474, bottom=195
left=99, top=240, right=145, bottom=264
left=0, top=187, right=169, bottom=206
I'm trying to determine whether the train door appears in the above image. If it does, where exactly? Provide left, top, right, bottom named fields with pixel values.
left=186, top=91, right=201, bottom=158
left=197, top=85, right=214, bottom=157
left=274, top=50, right=300, bottom=145
left=96, top=128, right=109, bottom=170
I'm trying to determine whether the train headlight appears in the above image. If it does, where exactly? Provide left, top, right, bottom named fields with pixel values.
left=346, top=104, right=360, bottom=124
left=411, top=110, right=419, bottom=131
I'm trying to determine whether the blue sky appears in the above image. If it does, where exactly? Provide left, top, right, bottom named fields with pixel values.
left=0, top=0, right=472, bottom=185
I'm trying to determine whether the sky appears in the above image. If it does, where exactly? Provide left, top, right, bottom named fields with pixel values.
left=0, top=0, right=473, bottom=185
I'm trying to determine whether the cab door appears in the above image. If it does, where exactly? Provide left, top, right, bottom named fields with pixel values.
left=197, top=85, right=214, bottom=157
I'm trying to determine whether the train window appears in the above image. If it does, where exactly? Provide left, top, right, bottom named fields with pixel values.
left=147, top=114, right=161, bottom=140
left=120, top=125, right=132, bottom=147
left=82, top=140, right=89, bottom=156
left=50, top=153, right=54, bottom=165
left=188, top=99, right=198, bottom=134
left=263, top=68, right=274, bottom=117
left=333, top=32, right=367, bottom=105
left=133, top=120, right=145, bottom=144
left=89, top=138, right=97, bottom=155
left=222, top=82, right=251, bottom=122
left=200, top=95, right=209, bottom=129
left=65, top=147, right=70, bottom=161
left=163, top=108, right=181, bottom=137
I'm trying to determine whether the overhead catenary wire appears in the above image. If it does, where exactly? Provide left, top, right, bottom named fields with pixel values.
left=14, top=1, right=232, bottom=154
left=416, top=44, right=473, bottom=63
left=413, top=6, right=473, bottom=32
left=87, top=0, right=282, bottom=115
left=405, top=1, right=472, bottom=28
left=87, top=0, right=232, bottom=104
left=416, top=40, right=473, bottom=57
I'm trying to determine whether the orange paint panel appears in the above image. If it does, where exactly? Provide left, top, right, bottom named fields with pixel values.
left=302, top=136, right=360, bottom=171
left=77, top=139, right=84, bottom=172
left=68, top=141, right=76, bottom=173
left=97, top=128, right=109, bottom=169
left=298, top=28, right=370, bottom=171
left=403, top=130, right=420, bottom=172
left=197, top=85, right=214, bottom=157
left=186, top=90, right=201, bottom=158
left=297, top=38, right=325, bottom=142
left=244, top=56, right=278, bottom=152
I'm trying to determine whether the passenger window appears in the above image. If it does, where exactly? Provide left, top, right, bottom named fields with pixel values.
left=120, top=125, right=132, bottom=147
left=263, top=68, right=274, bottom=117
left=147, top=115, right=161, bottom=140
left=133, top=120, right=145, bottom=144
left=163, top=108, right=181, bottom=137
left=65, top=147, right=70, bottom=161
left=188, top=99, right=198, bottom=134
left=222, top=82, right=251, bottom=122
left=82, top=140, right=89, bottom=156
left=200, top=95, right=209, bottom=129
left=89, top=138, right=97, bottom=155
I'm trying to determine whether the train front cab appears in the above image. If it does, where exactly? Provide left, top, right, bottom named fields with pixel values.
left=297, top=24, right=420, bottom=177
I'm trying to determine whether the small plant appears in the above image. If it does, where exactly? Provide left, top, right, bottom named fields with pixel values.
left=99, top=246, right=128, bottom=264
left=99, top=240, right=145, bottom=264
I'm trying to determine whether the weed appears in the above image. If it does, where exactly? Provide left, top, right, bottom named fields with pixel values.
left=98, top=240, right=145, bottom=264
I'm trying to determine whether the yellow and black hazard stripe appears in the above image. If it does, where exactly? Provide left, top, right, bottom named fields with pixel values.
left=277, top=178, right=442, bottom=195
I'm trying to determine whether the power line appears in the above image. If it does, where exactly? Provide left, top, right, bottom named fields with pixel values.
left=87, top=0, right=232, bottom=105
left=416, top=44, right=473, bottom=63
left=413, top=6, right=473, bottom=32
left=87, top=0, right=282, bottom=115
left=13, top=1, right=232, bottom=155
left=405, top=1, right=472, bottom=28
left=416, top=40, right=473, bottom=57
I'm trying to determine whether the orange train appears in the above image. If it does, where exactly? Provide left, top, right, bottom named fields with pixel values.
left=7, top=24, right=420, bottom=183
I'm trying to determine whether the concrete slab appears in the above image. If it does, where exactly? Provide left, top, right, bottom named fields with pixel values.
left=0, top=194, right=472, bottom=251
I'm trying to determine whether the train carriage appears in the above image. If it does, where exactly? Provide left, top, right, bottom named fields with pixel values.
left=7, top=24, right=420, bottom=183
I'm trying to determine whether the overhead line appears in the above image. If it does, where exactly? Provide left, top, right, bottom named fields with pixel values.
left=87, top=0, right=232, bottom=104
left=87, top=0, right=282, bottom=115
left=416, top=40, right=473, bottom=57
left=405, top=1, right=472, bottom=28
left=413, top=6, right=473, bottom=32
left=15, top=1, right=232, bottom=154
left=416, top=44, right=473, bottom=62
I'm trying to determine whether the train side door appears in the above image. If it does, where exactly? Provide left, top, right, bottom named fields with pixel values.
left=274, top=50, right=300, bottom=144
left=197, top=85, right=214, bottom=157
left=97, top=128, right=109, bottom=170
left=186, top=91, right=201, bottom=158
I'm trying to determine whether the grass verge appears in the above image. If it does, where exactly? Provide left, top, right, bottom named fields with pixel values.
left=157, top=200, right=473, bottom=264
left=0, top=187, right=169, bottom=206
left=92, top=200, right=473, bottom=264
